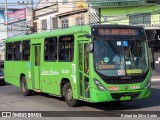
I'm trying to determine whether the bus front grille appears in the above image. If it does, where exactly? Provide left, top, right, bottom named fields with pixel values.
left=111, top=92, right=141, bottom=100
left=104, top=78, right=145, bottom=84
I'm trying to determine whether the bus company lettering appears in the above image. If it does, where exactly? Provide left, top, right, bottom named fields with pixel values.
left=41, top=67, right=59, bottom=76
left=62, top=69, right=69, bottom=74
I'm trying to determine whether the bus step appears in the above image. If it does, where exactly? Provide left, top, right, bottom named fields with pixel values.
left=33, top=89, right=41, bottom=93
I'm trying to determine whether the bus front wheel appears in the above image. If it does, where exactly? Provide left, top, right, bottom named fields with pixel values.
left=63, top=82, right=79, bottom=107
left=20, top=77, right=32, bottom=96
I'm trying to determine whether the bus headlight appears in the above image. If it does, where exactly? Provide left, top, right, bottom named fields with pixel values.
left=145, top=80, right=151, bottom=88
left=94, top=79, right=107, bottom=91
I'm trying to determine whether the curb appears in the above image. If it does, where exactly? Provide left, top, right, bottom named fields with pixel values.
left=151, top=76, right=160, bottom=81
left=151, top=79, right=160, bottom=81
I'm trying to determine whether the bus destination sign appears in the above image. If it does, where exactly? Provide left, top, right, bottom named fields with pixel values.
left=98, top=29, right=138, bottom=36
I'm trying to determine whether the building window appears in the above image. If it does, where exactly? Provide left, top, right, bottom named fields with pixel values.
left=22, top=40, right=30, bottom=61
left=33, top=22, right=37, bottom=32
left=63, top=0, right=68, bottom=4
left=129, top=14, right=151, bottom=25
left=13, top=41, right=22, bottom=61
left=44, top=37, right=57, bottom=61
left=52, top=17, right=58, bottom=30
left=61, top=19, right=69, bottom=29
left=42, top=19, right=47, bottom=30
left=76, top=16, right=85, bottom=26
left=59, top=35, right=74, bottom=61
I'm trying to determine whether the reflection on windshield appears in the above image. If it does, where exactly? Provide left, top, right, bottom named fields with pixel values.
left=94, top=40, right=148, bottom=76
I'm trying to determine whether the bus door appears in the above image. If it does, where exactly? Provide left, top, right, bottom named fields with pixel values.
left=78, top=41, right=90, bottom=100
left=32, top=44, right=41, bottom=90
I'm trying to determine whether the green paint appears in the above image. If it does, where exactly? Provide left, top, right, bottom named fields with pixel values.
left=100, top=4, right=160, bottom=24
left=120, top=96, right=131, bottom=101
left=89, top=0, right=146, bottom=7
left=4, top=25, right=151, bottom=104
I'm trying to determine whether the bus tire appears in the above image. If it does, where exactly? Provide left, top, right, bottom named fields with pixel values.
left=63, top=82, right=79, bottom=107
left=20, top=77, right=32, bottom=96
left=110, top=101, right=122, bottom=105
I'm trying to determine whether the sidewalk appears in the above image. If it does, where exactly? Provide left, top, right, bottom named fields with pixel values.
left=151, top=70, right=160, bottom=81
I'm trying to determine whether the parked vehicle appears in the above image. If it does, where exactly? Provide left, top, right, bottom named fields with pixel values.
left=0, top=61, right=5, bottom=85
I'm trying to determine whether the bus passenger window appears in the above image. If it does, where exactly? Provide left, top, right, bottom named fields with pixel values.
left=44, top=37, right=57, bottom=61
left=22, top=40, right=30, bottom=61
left=59, top=35, right=74, bottom=62
left=6, top=43, right=13, bottom=61
left=13, top=41, right=21, bottom=61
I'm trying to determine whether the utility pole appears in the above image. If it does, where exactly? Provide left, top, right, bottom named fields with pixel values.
left=5, top=0, right=8, bottom=38
left=30, top=0, right=34, bottom=32
left=18, top=0, right=34, bottom=34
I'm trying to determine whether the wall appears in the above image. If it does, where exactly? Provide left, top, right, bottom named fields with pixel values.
left=100, top=4, right=160, bottom=25
left=58, top=0, right=75, bottom=14
left=38, top=12, right=58, bottom=32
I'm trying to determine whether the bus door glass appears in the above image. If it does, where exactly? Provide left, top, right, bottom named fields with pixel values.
left=78, top=41, right=90, bottom=100
left=33, top=45, right=41, bottom=90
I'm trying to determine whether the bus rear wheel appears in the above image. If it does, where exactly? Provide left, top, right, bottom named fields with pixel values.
left=63, top=82, right=79, bottom=107
left=20, top=77, right=32, bottom=96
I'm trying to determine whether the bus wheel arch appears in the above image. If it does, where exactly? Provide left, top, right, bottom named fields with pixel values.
left=20, top=74, right=32, bottom=96
left=61, top=79, right=79, bottom=107
left=61, top=78, right=70, bottom=97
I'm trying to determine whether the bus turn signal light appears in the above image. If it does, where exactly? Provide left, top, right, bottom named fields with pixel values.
left=108, top=86, right=119, bottom=91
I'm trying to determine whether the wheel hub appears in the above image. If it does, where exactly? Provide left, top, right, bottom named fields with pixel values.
left=66, top=89, right=72, bottom=101
left=22, top=82, right=26, bottom=93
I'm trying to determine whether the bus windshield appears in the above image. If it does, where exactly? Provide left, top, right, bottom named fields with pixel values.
left=94, top=39, right=148, bottom=76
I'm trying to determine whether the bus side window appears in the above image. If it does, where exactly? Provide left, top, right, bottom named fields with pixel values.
left=44, top=37, right=57, bottom=61
left=59, top=35, right=74, bottom=62
left=13, top=41, right=21, bottom=61
left=6, top=43, right=13, bottom=61
left=22, top=40, right=30, bottom=61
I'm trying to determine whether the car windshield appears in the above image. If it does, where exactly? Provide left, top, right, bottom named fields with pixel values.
left=94, top=39, right=148, bottom=76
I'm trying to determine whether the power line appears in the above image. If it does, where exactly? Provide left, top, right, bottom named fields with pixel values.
left=0, top=1, right=160, bottom=39
left=0, top=14, right=159, bottom=29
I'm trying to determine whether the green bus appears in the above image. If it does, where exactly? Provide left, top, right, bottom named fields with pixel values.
left=4, top=25, right=152, bottom=107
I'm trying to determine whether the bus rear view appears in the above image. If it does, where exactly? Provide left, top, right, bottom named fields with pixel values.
left=89, top=25, right=151, bottom=103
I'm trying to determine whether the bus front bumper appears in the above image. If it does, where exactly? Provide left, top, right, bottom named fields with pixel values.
left=90, top=87, right=150, bottom=103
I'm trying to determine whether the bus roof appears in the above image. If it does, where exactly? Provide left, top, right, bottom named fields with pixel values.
left=5, top=24, right=144, bottom=42
left=5, top=25, right=91, bottom=42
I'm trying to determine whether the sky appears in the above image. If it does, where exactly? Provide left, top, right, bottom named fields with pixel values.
left=0, top=0, right=40, bottom=40
left=0, top=0, right=40, bottom=9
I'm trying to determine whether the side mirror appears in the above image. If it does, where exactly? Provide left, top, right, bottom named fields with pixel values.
left=149, top=48, right=154, bottom=69
left=84, top=34, right=92, bottom=38
left=150, top=61, right=154, bottom=70
left=87, top=42, right=94, bottom=53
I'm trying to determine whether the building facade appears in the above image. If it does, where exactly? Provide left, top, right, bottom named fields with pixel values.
left=34, top=0, right=58, bottom=33
left=33, top=0, right=160, bottom=71
left=34, top=0, right=89, bottom=32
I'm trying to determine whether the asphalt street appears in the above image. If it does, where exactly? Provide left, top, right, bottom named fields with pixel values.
left=0, top=81, right=160, bottom=119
